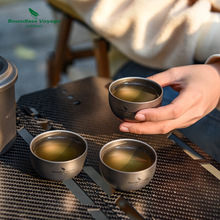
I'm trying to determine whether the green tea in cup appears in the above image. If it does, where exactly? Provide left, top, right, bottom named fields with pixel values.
left=103, top=146, right=154, bottom=172
left=112, top=83, right=159, bottom=102
left=34, top=137, right=85, bottom=162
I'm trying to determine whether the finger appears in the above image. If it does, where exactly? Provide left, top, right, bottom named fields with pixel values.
left=119, top=121, right=171, bottom=134
left=147, top=68, right=185, bottom=87
left=120, top=108, right=201, bottom=135
left=135, top=86, right=199, bottom=122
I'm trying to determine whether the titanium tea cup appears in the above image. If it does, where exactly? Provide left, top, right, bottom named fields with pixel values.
left=30, top=130, right=87, bottom=181
left=109, top=77, right=163, bottom=121
left=99, top=139, right=157, bottom=191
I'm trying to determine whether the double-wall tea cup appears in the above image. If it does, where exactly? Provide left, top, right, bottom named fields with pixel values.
left=109, top=77, right=163, bottom=122
left=99, top=139, right=157, bottom=191
left=30, top=130, right=87, bottom=181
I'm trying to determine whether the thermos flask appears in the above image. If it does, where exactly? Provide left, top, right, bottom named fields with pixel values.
left=0, top=56, right=18, bottom=155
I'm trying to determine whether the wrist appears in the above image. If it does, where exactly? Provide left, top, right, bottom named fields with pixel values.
left=206, top=60, right=220, bottom=111
left=205, top=54, right=220, bottom=110
left=209, top=61, right=220, bottom=110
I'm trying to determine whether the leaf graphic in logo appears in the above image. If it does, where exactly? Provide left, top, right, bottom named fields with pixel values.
left=29, top=8, right=39, bottom=19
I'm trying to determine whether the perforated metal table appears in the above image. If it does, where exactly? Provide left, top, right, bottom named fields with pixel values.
left=0, top=77, right=219, bottom=219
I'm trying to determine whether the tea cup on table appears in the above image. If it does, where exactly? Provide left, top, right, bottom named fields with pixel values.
left=30, top=130, right=87, bottom=181
left=99, top=139, right=157, bottom=191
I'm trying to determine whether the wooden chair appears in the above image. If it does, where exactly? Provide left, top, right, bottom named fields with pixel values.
left=46, top=0, right=110, bottom=87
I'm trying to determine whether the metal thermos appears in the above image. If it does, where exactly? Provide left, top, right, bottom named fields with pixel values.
left=0, top=56, right=18, bottom=155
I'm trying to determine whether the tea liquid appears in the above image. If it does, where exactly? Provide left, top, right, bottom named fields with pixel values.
left=103, top=146, right=154, bottom=172
left=113, top=83, right=159, bottom=102
left=34, top=137, right=84, bottom=161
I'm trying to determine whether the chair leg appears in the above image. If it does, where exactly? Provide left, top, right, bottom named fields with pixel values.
left=47, top=15, right=111, bottom=87
left=94, top=38, right=110, bottom=78
left=47, top=15, right=72, bottom=87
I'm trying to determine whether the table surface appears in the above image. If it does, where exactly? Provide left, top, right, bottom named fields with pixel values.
left=0, top=77, right=219, bottom=219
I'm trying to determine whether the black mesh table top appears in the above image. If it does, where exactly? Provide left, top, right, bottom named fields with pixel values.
left=0, top=77, right=219, bottom=219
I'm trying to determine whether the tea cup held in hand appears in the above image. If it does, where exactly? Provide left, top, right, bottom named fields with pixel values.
left=30, top=130, right=87, bottom=181
left=99, top=139, right=157, bottom=191
left=109, top=77, right=163, bottom=121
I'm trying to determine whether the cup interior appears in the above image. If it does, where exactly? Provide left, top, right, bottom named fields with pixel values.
left=100, top=139, right=157, bottom=173
left=109, top=77, right=162, bottom=103
left=30, top=130, right=87, bottom=162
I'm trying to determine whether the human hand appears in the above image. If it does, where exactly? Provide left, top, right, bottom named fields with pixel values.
left=119, top=62, right=220, bottom=134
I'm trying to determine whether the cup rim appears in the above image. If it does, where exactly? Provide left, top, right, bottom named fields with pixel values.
left=30, top=130, right=88, bottom=164
left=109, top=77, right=163, bottom=104
left=99, top=138, right=157, bottom=174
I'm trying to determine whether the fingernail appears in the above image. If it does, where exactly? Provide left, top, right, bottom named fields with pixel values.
left=120, top=126, right=129, bottom=132
left=135, top=114, right=146, bottom=121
